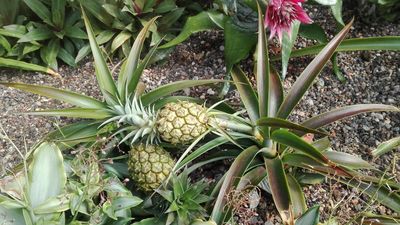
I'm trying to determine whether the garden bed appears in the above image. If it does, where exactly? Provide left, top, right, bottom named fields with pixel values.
left=0, top=5, right=399, bottom=224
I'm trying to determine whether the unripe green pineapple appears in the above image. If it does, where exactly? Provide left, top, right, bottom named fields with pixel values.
left=128, top=144, right=175, bottom=191
left=157, top=101, right=209, bottom=144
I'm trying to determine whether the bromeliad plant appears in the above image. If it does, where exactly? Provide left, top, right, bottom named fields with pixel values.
left=0, top=10, right=226, bottom=193
left=170, top=5, right=400, bottom=224
left=0, top=0, right=88, bottom=70
left=80, top=0, right=188, bottom=59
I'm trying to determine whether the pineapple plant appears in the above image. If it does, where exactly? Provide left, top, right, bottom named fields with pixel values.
left=0, top=12, right=219, bottom=192
left=174, top=5, right=400, bottom=225
left=128, top=144, right=175, bottom=192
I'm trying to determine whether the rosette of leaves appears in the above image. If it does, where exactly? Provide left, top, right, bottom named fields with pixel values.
left=128, top=170, right=213, bottom=225
left=156, top=170, right=212, bottom=225
left=79, top=0, right=186, bottom=59
left=171, top=6, right=400, bottom=224
left=0, top=141, right=143, bottom=224
left=0, top=0, right=88, bottom=70
left=0, top=9, right=220, bottom=149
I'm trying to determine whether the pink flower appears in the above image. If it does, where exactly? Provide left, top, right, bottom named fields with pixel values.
left=264, top=0, right=312, bottom=43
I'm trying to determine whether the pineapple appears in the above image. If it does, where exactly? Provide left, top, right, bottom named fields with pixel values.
left=128, top=144, right=175, bottom=191
left=157, top=101, right=209, bottom=144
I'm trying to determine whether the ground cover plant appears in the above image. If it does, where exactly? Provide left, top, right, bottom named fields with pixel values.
left=0, top=0, right=194, bottom=73
left=0, top=1, right=399, bottom=225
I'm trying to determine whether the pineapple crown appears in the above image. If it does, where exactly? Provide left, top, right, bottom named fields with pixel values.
left=102, top=94, right=159, bottom=145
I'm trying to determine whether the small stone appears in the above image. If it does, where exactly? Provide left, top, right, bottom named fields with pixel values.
left=206, top=88, right=215, bottom=95
left=362, top=125, right=371, bottom=131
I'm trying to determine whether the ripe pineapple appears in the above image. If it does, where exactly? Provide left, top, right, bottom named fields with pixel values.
left=128, top=144, right=175, bottom=191
left=157, top=101, right=209, bottom=144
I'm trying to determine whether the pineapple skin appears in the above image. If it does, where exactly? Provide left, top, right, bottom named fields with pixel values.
left=157, top=101, right=208, bottom=144
left=128, top=144, right=174, bottom=191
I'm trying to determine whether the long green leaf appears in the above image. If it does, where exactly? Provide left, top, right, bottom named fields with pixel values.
left=231, top=65, right=259, bottom=122
left=281, top=21, right=300, bottom=78
left=64, top=25, right=87, bottom=39
left=271, top=130, right=329, bottom=163
left=141, top=79, right=221, bottom=105
left=295, top=205, right=320, bottom=225
left=118, top=17, right=158, bottom=100
left=111, top=31, right=131, bottom=53
left=18, top=28, right=53, bottom=42
left=269, top=67, right=284, bottom=117
left=256, top=5, right=270, bottom=120
left=44, top=121, right=103, bottom=149
left=26, top=108, right=111, bottom=119
left=287, top=175, right=307, bottom=218
left=58, top=48, right=76, bottom=67
left=256, top=4, right=270, bottom=144
left=210, top=145, right=259, bottom=224
left=82, top=8, right=118, bottom=100
left=283, top=153, right=351, bottom=178
left=272, top=36, right=400, bottom=60
left=28, top=142, right=66, bottom=208
left=0, top=82, right=105, bottom=109
left=0, top=58, right=60, bottom=77
left=23, top=0, right=53, bottom=26
left=323, top=151, right=372, bottom=169
left=224, top=19, right=257, bottom=73
left=159, top=11, right=222, bottom=49
left=52, top=0, right=66, bottom=28
left=0, top=27, right=26, bottom=39
left=79, top=0, right=113, bottom=26
left=372, top=137, right=400, bottom=157
left=237, top=166, right=267, bottom=190
left=265, top=157, right=292, bottom=223
left=42, top=38, right=60, bottom=70
left=257, top=117, right=327, bottom=135
left=0, top=35, right=11, bottom=52
left=300, top=104, right=399, bottom=133
left=125, top=41, right=163, bottom=99
left=331, top=0, right=344, bottom=26
left=277, top=20, right=353, bottom=119
left=176, top=137, right=229, bottom=171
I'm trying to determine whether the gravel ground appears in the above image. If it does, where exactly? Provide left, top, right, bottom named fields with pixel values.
left=1, top=4, right=399, bottom=224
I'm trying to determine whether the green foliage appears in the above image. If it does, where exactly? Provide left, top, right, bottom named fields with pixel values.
left=0, top=0, right=23, bottom=27
left=0, top=140, right=143, bottom=224
left=81, top=0, right=186, bottom=59
left=155, top=170, right=212, bottom=225
left=0, top=0, right=191, bottom=72
left=174, top=6, right=400, bottom=224
left=0, top=0, right=88, bottom=70
left=0, top=12, right=219, bottom=148
left=371, top=136, right=400, bottom=157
